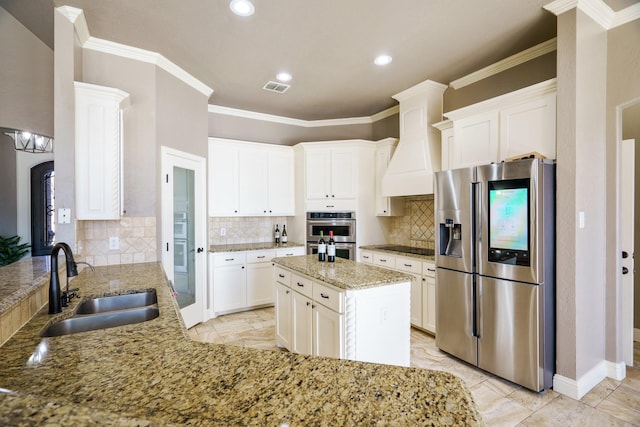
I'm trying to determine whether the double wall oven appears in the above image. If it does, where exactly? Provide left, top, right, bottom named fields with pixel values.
left=306, top=212, right=356, bottom=260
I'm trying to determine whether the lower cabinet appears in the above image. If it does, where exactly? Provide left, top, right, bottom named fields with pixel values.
left=274, top=265, right=409, bottom=366
left=209, top=246, right=304, bottom=318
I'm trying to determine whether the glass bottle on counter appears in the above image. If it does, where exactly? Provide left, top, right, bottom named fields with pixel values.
left=274, top=224, right=280, bottom=245
left=281, top=224, right=288, bottom=245
left=327, top=230, right=336, bottom=262
left=318, top=230, right=326, bottom=262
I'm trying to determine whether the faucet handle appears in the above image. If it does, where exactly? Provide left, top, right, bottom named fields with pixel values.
left=61, top=288, right=80, bottom=306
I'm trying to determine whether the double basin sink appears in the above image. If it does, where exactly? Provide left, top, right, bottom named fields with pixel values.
left=41, top=290, right=159, bottom=337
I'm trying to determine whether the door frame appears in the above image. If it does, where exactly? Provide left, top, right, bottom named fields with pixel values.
left=619, top=138, right=635, bottom=367
left=160, top=146, right=207, bottom=328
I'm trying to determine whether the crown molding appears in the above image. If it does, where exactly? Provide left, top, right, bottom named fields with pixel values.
left=444, top=78, right=557, bottom=121
left=208, top=104, right=399, bottom=128
left=56, top=6, right=90, bottom=44
left=450, top=38, right=557, bottom=90
left=392, top=80, right=447, bottom=102
left=82, top=37, right=213, bottom=97
left=544, top=0, right=640, bottom=29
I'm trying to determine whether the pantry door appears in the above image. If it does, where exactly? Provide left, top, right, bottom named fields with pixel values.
left=161, top=147, right=207, bottom=328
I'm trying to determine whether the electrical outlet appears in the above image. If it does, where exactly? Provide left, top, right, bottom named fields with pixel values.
left=109, top=236, right=120, bottom=250
left=220, top=227, right=227, bottom=236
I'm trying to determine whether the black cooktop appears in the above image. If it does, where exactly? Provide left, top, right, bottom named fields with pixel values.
left=377, top=245, right=435, bottom=257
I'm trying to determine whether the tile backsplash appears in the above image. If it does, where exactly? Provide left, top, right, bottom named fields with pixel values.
left=387, top=195, right=435, bottom=250
left=209, top=216, right=290, bottom=246
left=76, top=217, right=157, bottom=266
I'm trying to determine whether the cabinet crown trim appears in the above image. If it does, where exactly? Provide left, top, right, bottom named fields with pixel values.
left=444, top=79, right=557, bottom=121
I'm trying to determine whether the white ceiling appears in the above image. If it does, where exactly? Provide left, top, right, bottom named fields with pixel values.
left=0, top=0, right=635, bottom=120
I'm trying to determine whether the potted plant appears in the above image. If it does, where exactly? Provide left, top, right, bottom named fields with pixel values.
left=0, top=235, right=31, bottom=267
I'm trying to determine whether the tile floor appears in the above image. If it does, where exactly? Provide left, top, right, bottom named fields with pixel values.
left=188, top=308, right=640, bottom=426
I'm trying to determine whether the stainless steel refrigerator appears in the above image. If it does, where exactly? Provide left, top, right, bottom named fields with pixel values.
left=435, top=158, right=555, bottom=392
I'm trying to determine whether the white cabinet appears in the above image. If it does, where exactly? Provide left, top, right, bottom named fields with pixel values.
left=211, top=253, right=246, bottom=314
left=451, top=111, right=500, bottom=169
left=441, top=80, right=557, bottom=170
left=375, top=139, right=404, bottom=216
left=366, top=250, right=436, bottom=334
left=274, top=264, right=410, bottom=366
left=209, top=138, right=295, bottom=217
left=304, top=145, right=357, bottom=208
left=208, top=140, right=239, bottom=216
left=210, top=248, right=298, bottom=317
left=74, top=82, right=130, bottom=220
left=275, top=280, right=292, bottom=349
left=359, top=250, right=373, bottom=264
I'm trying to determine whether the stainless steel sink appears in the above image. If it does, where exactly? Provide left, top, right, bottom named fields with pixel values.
left=41, top=306, right=159, bottom=337
left=75, top=290, right=157, bottom=314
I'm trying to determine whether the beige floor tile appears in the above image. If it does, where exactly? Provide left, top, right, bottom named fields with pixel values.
left=470, top=380, right=532, bottom=427
left=580, top=377, right=620, bottom=407
left=519, top=395, right=630, bottom=427
left=596, top=384, right=640, bottom=425
left=509, top=387, right=559, bottom=413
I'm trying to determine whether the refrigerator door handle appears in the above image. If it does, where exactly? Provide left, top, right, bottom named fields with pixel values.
left=475, top=278, right=482, bottom=339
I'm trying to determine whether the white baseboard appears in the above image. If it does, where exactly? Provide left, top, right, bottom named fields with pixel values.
left=607, top=360, right=626, bottom=381
left=634, top=328, right=640, bottom=342
left=553, top=361, right=607, bottom=400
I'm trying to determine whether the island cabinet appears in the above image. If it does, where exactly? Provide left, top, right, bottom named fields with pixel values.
left=208, top=138, right=294, bottom=217
left=209, top=246, right=304, bottom=318
left=437, top=79, right=557, bottom=170
left=273, top=256, right=412, bottom=367
left=360, top=249, right=436, bottom=335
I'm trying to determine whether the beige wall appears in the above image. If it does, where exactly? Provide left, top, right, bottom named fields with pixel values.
left=443, top=51, right=557, bottom=113
left=606, top=20, right=640, bottom=354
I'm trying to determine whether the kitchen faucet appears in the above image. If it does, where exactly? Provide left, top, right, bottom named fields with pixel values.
left=49, top=242, right=79, bottom=314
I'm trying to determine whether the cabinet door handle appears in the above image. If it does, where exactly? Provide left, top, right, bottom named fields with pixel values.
left=286, top=290, right=290, bottom=294
left=241, top=266, right=245, bottom=269
left=306, top=301, right=311, bottom=306
left=320, top=293, right=329, bottom=299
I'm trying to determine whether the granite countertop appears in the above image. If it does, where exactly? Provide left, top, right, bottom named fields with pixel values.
left=272, top=255, right=413, bottom=290
left=209, top=241, right=304, bottom=253
left=0, top=257, right=52, bottom=315
left=0, top=262, right=483, bottom=426
left=360, top=244, right=436, bottom=262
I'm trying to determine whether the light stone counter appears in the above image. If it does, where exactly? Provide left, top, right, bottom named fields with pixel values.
left=272, top=255, right=414, bottom=290
left=0, top=261, right=483, bottom=426
left=209, top=241, right=304, bottom=253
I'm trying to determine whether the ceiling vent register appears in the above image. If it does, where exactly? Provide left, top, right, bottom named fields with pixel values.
left=263, top=81, right=290, bottom=93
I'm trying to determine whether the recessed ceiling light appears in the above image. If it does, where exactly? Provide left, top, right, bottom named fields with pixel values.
left=276, top=72, right=292, bottom=82
left=230, top=0, right=254, bottom=16
left=374, top=54, right=393, bottom=66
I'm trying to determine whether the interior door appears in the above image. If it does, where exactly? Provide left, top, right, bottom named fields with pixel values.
left=620, top=138, right=635, bottom=366
left=161, top=147, right=207, bottom=328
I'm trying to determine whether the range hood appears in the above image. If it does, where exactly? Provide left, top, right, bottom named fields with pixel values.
left=381, top=80, right=447, bottom=197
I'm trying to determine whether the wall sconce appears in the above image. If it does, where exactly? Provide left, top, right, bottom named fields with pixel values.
left=1, top=128, right=53, bottom=153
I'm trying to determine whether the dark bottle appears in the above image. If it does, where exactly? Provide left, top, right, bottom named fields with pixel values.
left=281, top=224, right=288, bottom=245
left=275, top=224, right=280, bottom=245
left=327, top=230, right=336, bottom=262
left=318, top=230, right=326, bottom=262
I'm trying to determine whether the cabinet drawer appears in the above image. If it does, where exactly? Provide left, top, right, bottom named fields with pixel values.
left=359, top=251, right=373, bottom=264
left=373, top=253, right=396, bottom=269
left=313, top=282, right=343, bottom=313
left=423, top=262, right=436, bottom=278
left=213, top=253, right=246, bottom=267
left=247, top=250, right=276, bottom=264
left=291, top=273, right=313, bottom=298
left=395, top=256, right=422, bottom=274
left=276, top=247, right=305, bottom=257
left=274, top=267, right=291, bottom=286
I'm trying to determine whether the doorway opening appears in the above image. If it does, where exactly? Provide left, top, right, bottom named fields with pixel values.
left=30, top=161, right=55, bottom=256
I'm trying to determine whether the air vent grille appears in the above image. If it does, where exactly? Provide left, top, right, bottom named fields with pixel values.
left=263, top=81, right=290, bottom=93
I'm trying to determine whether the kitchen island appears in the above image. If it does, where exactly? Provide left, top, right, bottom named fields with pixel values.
left=0, top=261, right=483, bottom=425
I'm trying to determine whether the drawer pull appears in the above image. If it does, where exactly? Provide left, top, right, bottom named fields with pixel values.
left=257, top=255, right=266, bottom=259
left=404, top=263, right=412, bottom=267
left=284, top=253, right=293, bottom=256
left=363, top=255, right=370, bottom=259
left=427, top=268, right=435, bottom=272
left=380, top=259, right=387, bottom=262
left=278, top=274, right=285, bottom=278
left=297, top=282, right=304, bottom=287
left=225, top=258, right=234, bottom=261
left=320, top=293, right=329, bottom=299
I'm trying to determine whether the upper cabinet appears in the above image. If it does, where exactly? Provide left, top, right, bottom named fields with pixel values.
left=438, top=79, right=557, bottom=170
left=304, top=145, right=356, bottom=201
left=375, top=138, right=404, bottom=216
left=208, top=138, right=295, bottom=217
left=74, top=82, right=130, bottom=220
